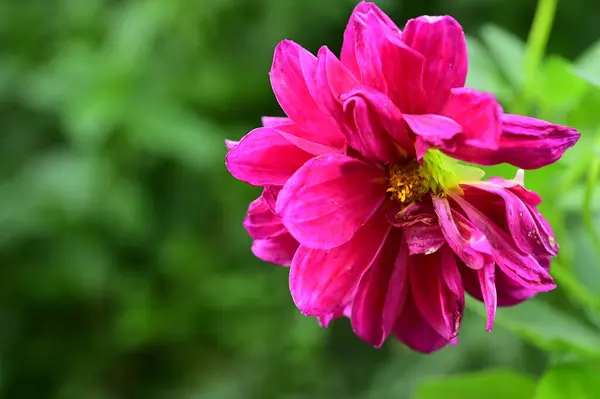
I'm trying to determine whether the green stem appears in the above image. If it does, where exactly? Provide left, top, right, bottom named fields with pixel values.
left=516, top=0, right=558, bottom=114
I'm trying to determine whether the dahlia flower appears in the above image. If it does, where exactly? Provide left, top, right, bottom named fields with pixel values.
left=225, top=1, right=579, bottom=352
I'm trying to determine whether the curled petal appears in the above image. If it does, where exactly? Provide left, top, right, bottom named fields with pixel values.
left=404, top=224, right=445, bottom=255
left=261, top=116, right=291, bottom=128
left=274, top=122, right=343, bottom=156
left=410, top=246, right=464, bottom=342
left=387, top=199, right=437, bottom=227
left=348, top=8, right=427, bottom=113
left=252, top=233, right=299, bottom=267
left=270, top=40, right=345, bottom=146
left=341, top=87, right=412, bottom=162
left=318, top=305, right=352, bottom=328
left=402, top=16, right=468, bottom=113
left=465, top=182, right=557, bottom=256
left=403, top=113, right=462, bottom=159
left=225, top=127, right=312, bottom=186
left=341, top=1, right=401, bottom=77
left=453, top=114, right=580, bottom=169
left=225, top=139, right=239, bottom=151
left=351, top=230, right=406, bottom=347
left=433, top=196, right=493, bottom=269
left=244, top=195, right=287, bottom=239
left=451, top=194, right=556, bottom=292
left=289, top=208, right=391, bottom=315
left=277, top=154, right=386, bottom=249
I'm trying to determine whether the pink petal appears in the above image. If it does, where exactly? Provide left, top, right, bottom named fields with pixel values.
left=387, top=198, right=437, bottom=227
left=274, top=122, right=343, bottom=156
left=410, top=246, right=464, bottom=342
left=403, top=113, right=462, bottom=159
left=433, top=196, right=493, bottom=270
left=349, top=8, right=428, bottom=114
left=314, top=46, right=360, bottom=133
left=289, top=208, right=391, bottom=315
left=465, top=182, right=557, bottom=256
left=350, top=230, right=406, bottom=347
left=450, top=193, right=556, bottom=292
left=243, top=195, right=287, bottom=239
left=277, top=154, right=387, bottom=249
left=341, top=2, right=401, bottom=78
left=225, top=127, right=312, bottom=186
left=393, top=285, right=453, bottom=354
left=429, top=88, right=504, bottom=162
left=453, top=114, right=580, bottom=169
left=261, top=116, right=291, bottom=128
left=401, top=16, right=468, bottom=113
left=340, top=87, right=411, bottom=162
left=269, top=41, right=345, bottom=145
left=478, top=262, right=497, bottom=331
left=404, top=224, right=445, bottom=255
left=225, top=139, right=239, bottom=151
left=252, top=233, right=299, bottom=267
left=318, top=305, right=352, bottom=328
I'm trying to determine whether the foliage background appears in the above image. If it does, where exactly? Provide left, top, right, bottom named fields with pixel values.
left=0, top=0, right=599, bottom=398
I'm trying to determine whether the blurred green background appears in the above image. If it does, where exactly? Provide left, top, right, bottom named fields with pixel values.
left=1, top=0, right=600, bottom=398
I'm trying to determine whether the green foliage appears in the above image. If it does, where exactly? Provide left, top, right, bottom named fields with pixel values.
left=416, top=370, right=537, bottom=399
left=0, top=0, right=599, bottom=398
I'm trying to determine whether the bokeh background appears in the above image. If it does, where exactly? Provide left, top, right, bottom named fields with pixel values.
left=1, top=0, right=600, bottom=398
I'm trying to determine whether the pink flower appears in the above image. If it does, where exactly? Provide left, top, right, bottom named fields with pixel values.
left=225, top=1, right=579, bottom=352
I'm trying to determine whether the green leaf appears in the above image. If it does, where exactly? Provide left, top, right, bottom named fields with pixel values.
left=575, top=38, right=600, bottom=87
left=465, top=36, right=512, bottom=101
left=416, top=370, right=536, bottom=399
left=468, top=297, right=600, bottom=358
left=479, top=25, right=526, bottom=90
left=534, top=361, right=600, bottom=399
left=534, top=56, right=588, bottom=111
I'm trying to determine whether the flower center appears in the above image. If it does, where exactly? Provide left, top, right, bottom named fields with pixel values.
left=387, top=161, right=429, bottom=204
left=387, top=150, right=486, bottom=205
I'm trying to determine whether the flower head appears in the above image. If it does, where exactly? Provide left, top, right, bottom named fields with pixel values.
left=225, top=1, right=579, bottom=352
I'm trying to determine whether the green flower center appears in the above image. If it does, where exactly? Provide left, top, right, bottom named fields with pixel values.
left=387, top=150, right=484, bottom=205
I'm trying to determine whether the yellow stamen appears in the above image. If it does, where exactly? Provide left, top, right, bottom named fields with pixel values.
left=387, top=161, right=428, bottom=205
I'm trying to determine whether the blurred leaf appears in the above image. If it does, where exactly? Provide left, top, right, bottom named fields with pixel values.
left=465, top=36, right=511, bottom=101
left=534, top=361, right=600, bottom=399
left=534, top=56, right=587, bottom=112
left=468, top=297, right=600, bottom=358
left=575, top=38, right=600, bottom=87
left=479, top=25, right=526, bottom=90
left=415, top=370, right=536, bottom=399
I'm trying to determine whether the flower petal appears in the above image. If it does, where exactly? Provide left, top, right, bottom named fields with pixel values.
left=243, top=195, right=287, bottom=239
left=348, top=7, right=428, bottom=114
left=410, top=246, right=464, bottom=342
left=269, top=40, right=345, bottom=146
left=459, top=262, right=497, bottom=331
left=289, top=208, right=391, bottom=315
left=277, top=153, right=387, bottom=249
left=433, top=196, right=493, bottom=270
left=393, top=286, right=453, bottom=353
left=451, top=114, right=580, bottom=169
left=350, top=229, right=406, bottom=347
left=450, top=193, right=556, bottom=292
left=261, top=116, right=290, bottom=128
left=341, top=1, right=401, bottom=77
left=340, top=87, right=411, bottom=162
left=274, top=122, right=343, bottom=156
left=225, top=127, right=312, bottom=186
left=225, top=139, right=239, bottom=151
left=401, top=16, right=468, bottom=113
left=404, top=224, right=445, bottom=255
left=465, top=182, right=557, bottom=256
left=403, top=113, right=462, bottom=159
left=318, top=305, right=352, bottom=328
left=252, top=233, right=299, bottom=267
